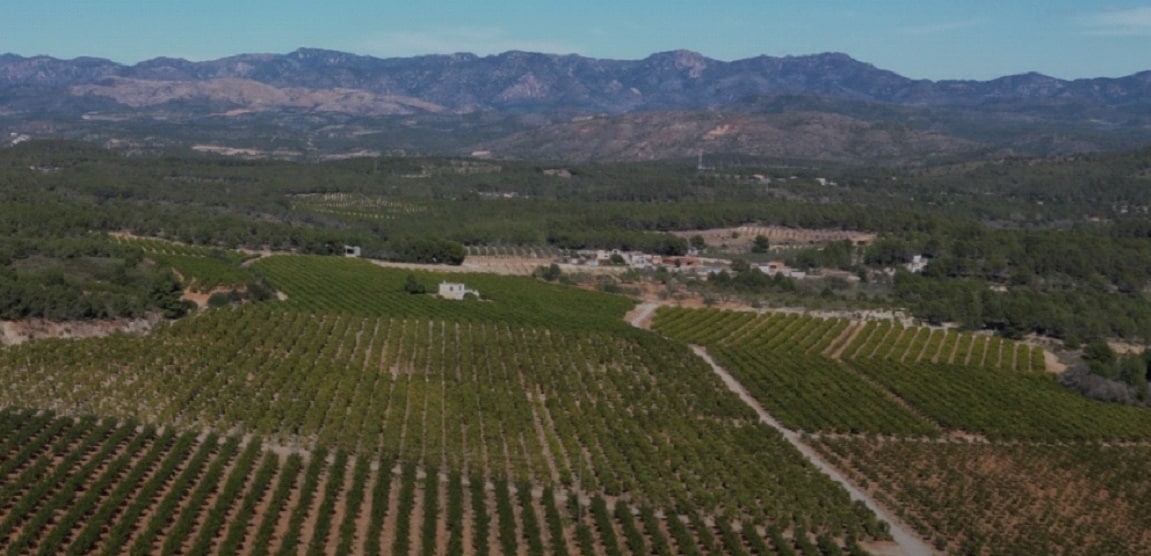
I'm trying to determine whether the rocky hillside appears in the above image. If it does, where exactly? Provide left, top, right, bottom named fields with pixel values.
left=2, top=49, right=1150, bottom=162
left=475, top=111, right=982, bottom=164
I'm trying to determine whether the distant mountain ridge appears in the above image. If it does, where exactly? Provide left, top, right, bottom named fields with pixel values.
left=2, top=48, right=1151, bottom=162
left=5, top=48, right=1151, bottom=111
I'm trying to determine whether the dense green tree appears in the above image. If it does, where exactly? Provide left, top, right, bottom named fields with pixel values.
left=751, top=234, right=770, bottom=253
left=402, top=274, right=429, bottom=294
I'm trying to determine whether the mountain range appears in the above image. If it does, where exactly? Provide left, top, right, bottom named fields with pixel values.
left=3, top=48, right=1150, bottom=163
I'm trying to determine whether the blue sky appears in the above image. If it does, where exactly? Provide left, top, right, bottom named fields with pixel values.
left=2, top=1, right=1150, bottom=80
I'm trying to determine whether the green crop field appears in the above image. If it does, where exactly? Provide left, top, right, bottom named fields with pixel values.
left=0, top=256, right=888, bottom=554
left=650, top=305, right=1151, bottom=555
left=8, top=140, right=1151, bottom=554
left=653, top=306, right=1151, bottom=441
left=0, top=408, right=876, bottom=556
left=5, top=255, right=1151, bottom=554
left=251, top=256, right=635, bottom=332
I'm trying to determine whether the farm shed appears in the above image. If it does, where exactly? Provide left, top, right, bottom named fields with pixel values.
left=438, top=281, right=478, bottom=300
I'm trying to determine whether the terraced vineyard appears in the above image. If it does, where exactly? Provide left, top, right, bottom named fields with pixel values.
left=0, top=409, right=875, bottom=556
left=0, top=256, right=888, bottom=553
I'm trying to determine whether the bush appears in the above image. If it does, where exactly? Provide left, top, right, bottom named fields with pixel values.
left=207, top=292, right=233, bottom=308
left=403, top=273, right=428, bottom=294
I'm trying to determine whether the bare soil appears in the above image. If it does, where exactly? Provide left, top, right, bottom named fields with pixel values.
left=120, top=437, right=211, bottom=553
left=1044, top=350, right=1067, bottom=374
left=461, top=479, right=476, bottom=556
left=410, top=470, right=426, bottom=556
left=351, top=464, right=379, bottom=553
left=298, top=468, right=331, bottom=554
left=378, top=465, right=402, bottom=554
left=179, top=443, right=245, bottom=554
left=181, top=286, right=244, bottom=309
left=826, top=322, right=864, bottom=358
left=268, top=458, right=306, bottom=555
left=624, top=302, right=660, bottom=329
left=0, top=316, right=158, bottom=346
left=435, top=474, right=451, bottom=556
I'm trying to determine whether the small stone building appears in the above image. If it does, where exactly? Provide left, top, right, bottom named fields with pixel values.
left=438, top=282, right=478, bottom=300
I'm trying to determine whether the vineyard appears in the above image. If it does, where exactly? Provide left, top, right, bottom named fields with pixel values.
left=0, top=307, right=884, bottom=537
left=812, top=437, right=1151, bottom=555
left=153, top=254, right=257, bottom=293
left=653, top=307, right=1043, bottom=372
left=835, top=319, right=1045, bottom=372
left=465, top=245, right=565, bottom=259
left=0, top=256, right=891, bottom=553
left=249, top=256, right=635, bottom=332
left=110, top=235, right=235, bottom=258
left=650, top=304, right=1151, bottom=554
left=7, top=255, right=1151, bottom=554
left=0, top=408, right=873, bottom=556
left=110, top=235, right=258, bottom=292
left=652, top=306, right=1151, bottom=441
left=290, top=192, right=427, bottom=220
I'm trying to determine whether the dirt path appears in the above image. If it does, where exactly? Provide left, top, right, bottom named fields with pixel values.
left=626, top=302, right=661, bottom=329
left=688, top=345, right=935, bottom=556
left=239, top=251, right=272, bottom=268
left=822, top=321, right=859, bottom=358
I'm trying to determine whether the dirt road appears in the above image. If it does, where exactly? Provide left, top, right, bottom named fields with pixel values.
left=626, top=302, right=661, bottom=329
left=689, top=345, right=934, bottom=556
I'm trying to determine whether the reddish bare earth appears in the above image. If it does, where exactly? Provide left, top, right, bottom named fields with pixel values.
left=0, top=316, right=158, bottom=346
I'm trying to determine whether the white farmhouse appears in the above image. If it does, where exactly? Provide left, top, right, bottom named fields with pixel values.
left=438, top=282, right=479, bottom=300
left=905, top=255, right=929, bottom=273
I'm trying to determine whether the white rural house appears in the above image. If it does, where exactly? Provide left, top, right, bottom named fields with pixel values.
left=905, top=255, right=929, bottom=273
left=438, top=282, right=479, bottom=300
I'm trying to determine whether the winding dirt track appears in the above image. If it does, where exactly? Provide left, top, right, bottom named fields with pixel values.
left=688, top=345, right=934, bottom=556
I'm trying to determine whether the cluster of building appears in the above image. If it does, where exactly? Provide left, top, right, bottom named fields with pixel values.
left=348, top=240, right=927, bottom=289
left=557, top=249, right=722, bottom=277
left=752, top=261, right=809, bottom=280
left=566, top=249, right=833, bottom=280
